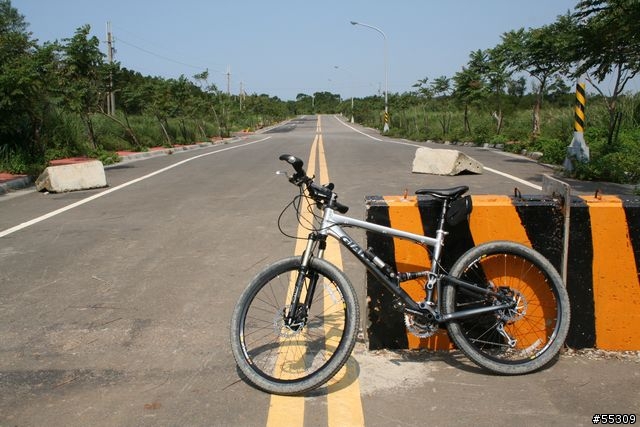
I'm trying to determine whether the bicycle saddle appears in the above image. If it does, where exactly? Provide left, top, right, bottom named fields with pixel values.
left=415, top=186, right=469, bottom=200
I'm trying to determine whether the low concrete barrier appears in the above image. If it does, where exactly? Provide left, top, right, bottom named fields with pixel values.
left=365, top=193, right=640, bottom=351
left=412, top=147, right=483, bottom=175
left=35, top=160, right=107, bottom=193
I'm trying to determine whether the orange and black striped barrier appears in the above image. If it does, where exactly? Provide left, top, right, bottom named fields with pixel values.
left=365, top=193, right=640, bottom=351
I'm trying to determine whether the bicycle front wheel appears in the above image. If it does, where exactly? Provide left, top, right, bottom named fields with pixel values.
left=443, top=241, right=570, bottom=375
left=230, top=256, right=359, bottom=395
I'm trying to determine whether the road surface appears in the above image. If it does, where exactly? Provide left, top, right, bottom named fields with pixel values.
left=1, top=115, right=638, bottom=426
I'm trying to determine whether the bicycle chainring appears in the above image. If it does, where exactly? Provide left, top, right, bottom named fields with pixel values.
left=404, top=313, right=438, bottom=338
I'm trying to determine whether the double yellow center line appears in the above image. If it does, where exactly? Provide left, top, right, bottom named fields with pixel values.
left=266, top=116, right=365, bottom=427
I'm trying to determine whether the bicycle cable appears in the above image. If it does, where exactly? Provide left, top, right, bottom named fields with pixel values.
left=277, top=188, right=323, bottom=239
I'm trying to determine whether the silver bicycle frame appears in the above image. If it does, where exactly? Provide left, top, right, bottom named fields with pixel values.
left=298, top=198, right=514, bottom=321
left=318, top=207, right=446, bottom=274
left=304, top=205, right=444, bottom=313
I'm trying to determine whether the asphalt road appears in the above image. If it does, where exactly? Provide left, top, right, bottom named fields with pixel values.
left=1, top=115, right=638, bottom=426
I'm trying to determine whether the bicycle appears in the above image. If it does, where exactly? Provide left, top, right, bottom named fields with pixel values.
left=230, top=154, right=571, bottom=395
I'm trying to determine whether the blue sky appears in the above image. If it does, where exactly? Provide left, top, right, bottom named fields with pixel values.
left=13, top=0, right=588, bottom=100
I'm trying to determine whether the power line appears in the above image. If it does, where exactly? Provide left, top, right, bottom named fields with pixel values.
left=110, top=23, right=225, bottom=74
left=116, top=37, right=212, bottom=71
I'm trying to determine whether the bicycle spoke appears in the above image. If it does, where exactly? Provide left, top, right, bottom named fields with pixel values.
left=231, top=257, right=357, bottom=394
left=444, top=242, right=570, bottom=374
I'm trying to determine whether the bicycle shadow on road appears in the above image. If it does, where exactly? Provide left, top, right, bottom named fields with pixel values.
left=371, top=347, right=564, bottom=377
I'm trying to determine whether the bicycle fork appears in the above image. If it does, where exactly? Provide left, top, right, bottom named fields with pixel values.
left=285, top=233, right=326, bottom=328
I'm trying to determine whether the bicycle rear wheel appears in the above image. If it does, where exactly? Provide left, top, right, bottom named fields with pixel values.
left=443, top=241, right=570, bottom=375
left=230, top=256, right=359, bottom=395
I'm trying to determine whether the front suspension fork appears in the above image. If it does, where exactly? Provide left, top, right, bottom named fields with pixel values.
left=286, top=233, right=327, bottom=325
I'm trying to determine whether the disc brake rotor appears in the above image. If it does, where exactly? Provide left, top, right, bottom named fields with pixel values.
left=274, top=306, right=306, bottom=337
left=499, top=289, right=527, bottom=322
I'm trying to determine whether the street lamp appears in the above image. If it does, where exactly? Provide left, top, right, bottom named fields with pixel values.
left=350, top=20, right=389, bottom=133
left=334, top=66, right=355, bottom=123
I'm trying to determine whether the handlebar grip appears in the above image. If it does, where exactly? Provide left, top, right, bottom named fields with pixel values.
left=279, top=154, right=305, bottom=175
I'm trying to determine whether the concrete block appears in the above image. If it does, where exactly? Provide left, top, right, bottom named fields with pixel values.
left=36, top=160, right=107, bottom=193
left=365, top=194, right=640, bottom=351
left=412, top=147, right=483, bottom=175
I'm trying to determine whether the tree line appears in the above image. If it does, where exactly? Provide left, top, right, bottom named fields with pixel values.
left=1, top=0, right=639, bottom=185
left=0, top=1, right=300, bottom=174
left=337, top=0, right=639, bottom=184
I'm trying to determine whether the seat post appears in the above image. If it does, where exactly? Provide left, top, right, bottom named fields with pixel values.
left=430, top=199, right=450, bottom=268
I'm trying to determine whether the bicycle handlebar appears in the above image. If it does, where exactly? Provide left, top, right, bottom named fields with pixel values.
left=279, top=154, right=349, bottom=214
left=279, top=154, right=305, bottom=176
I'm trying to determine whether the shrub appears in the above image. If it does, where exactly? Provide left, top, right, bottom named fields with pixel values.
left=532, top=137, right=566, bottom=165
left=578, top=151, right=640, bottom=184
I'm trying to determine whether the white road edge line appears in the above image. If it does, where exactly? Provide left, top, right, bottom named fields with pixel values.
left=0, top=137, right=271, bottom=238
left=332, top=115, right=542, bottom=191
left=334, top=116, right=383, bottom=141
left=482, top=166, right=542, bottom=191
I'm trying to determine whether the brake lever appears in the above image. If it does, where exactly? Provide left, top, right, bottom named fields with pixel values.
left=276, top=170, right=309, bottom=186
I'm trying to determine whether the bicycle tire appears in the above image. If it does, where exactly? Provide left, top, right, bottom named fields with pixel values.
left=442, top=241, right=570, bottom=375
left=230, top=256, right=359, bottom=395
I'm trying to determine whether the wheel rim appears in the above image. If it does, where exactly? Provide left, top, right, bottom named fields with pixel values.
left=239, top=267, right=349, bottom=383
left=453, top=252, right=561, bottom=364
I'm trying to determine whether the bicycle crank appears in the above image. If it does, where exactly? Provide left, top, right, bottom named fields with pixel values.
left=404, top=313, right=438, bottom=338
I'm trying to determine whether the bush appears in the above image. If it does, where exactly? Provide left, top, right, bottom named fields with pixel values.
left=532, top=137, right=566, bottom=165
left=575, top=150, right=640, bottom=184
left=471, top=122, right=493, bottom=144
left=89, top=148, right=120, bottom=165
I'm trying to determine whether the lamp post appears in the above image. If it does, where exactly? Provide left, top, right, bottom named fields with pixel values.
left=350, top=20, right=389, bottom=133
left=334, top=66, right=354, bottom=123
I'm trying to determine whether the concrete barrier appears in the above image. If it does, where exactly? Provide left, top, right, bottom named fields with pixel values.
left=35, top=160, right=107, bottom=193
left=364, top=193, right=640, bottom=351
left=412, top=147, right=483, bottom=175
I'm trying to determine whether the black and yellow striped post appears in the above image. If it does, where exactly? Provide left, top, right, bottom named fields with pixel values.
left=563, top=81, right=590, bottom=172
left=574, top=82, right=586, bottom=133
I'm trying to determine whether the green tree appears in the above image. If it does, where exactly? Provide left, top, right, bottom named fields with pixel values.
left=412, top=77, right=433, bottom=134
left=0, top=0, right=57, bottom=171
left=497, top=18, right=573, bottom=135
left=58, top=25, right=107, bottom=149
left=312, top=91, right=340, bottom=114
left=193, top=69, right=225, bottom=138
left=573, top=0, right=640, bottom=147
left=145, top=78, right=176, bottom=145
left=98, top=64, right=142, bottom=148
left=431, top=76, right=452, bottom=136
left=412, top=77, right=433, bottom=99
left=294, top=93, right=314, bottom=115
left=486, top=48, right=514, bottom=134
left=452, top=50, right=489, bottom=135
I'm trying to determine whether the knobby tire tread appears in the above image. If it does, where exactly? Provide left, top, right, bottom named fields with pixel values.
left=443, top=241, right=571, bottom=375
left=230, top=256, right=359, bottom=395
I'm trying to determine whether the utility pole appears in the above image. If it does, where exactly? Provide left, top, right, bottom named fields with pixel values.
left=350, top=21, right=389, bottom=133
left=106, top=22, right=116, bottom=115
left=226, top=65, right=231, bottom=96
